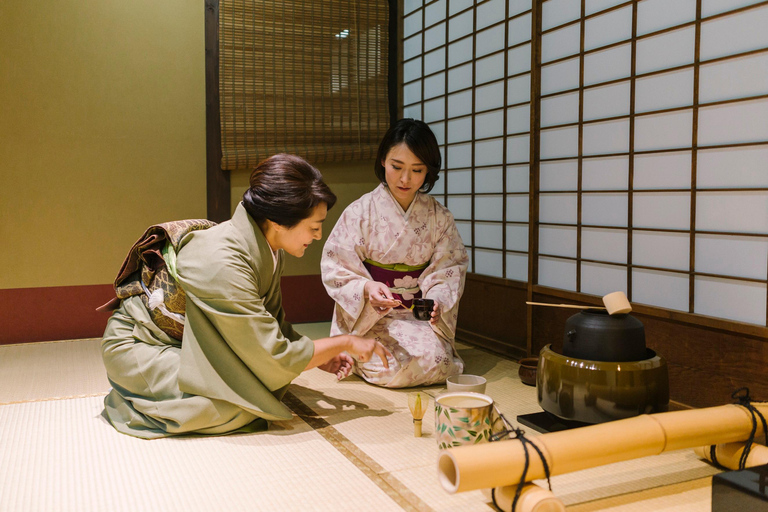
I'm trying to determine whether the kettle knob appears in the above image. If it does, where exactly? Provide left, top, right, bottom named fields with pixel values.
left=566, top=329, right=577, bottom=338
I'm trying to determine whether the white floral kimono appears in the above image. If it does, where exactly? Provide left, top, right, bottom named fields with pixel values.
left=321, top=183, right=469, bottom=387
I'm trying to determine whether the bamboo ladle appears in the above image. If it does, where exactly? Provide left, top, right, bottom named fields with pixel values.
left=526, top=291, right=632, bottom=315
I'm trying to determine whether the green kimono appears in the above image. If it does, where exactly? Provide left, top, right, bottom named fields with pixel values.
left=101, top=204, right=314, bottom=439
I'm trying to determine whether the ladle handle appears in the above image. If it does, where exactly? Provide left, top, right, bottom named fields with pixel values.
left=525, top=302, right=605, bottom=310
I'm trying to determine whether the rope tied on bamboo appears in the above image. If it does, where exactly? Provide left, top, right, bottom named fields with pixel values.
left=489, top=414, right=552, bottom=512
left=709, top=387, right=768, bottom=470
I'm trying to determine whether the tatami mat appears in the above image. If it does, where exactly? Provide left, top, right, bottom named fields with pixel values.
left=0, top=326, right=722, bottom=511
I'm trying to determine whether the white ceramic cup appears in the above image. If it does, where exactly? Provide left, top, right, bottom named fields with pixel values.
left=446, top=374, right=487, bottom=394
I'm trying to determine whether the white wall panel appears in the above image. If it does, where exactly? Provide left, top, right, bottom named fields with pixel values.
left=475, top=166, right=504, bottom=193
left=541, top=92, right=580, bottom=127
left=634, top=151, right=692, bottom=190
left=506, top=194, right=529, bottom=222
left=637, top=0, right=696, bottom=36
left=698, top=99, right=768, bottom=146
left=584, top=43, right=632, bottom=86
left=539, top=225, right=577, bottom=257
left=540, top=160, right=578, bottom=191
left=476, top=82, right=505, bottom=112
left=633, top=231, right=690, bottom=271
left=636, top=26, right=695, bottom=74
left=475, top=111, right=504, bottom=139
left=475, top=194, right=504, bottom=221
left=539, top=193, right=578, bottom=224
left=633, top=192, right=691, bottom=230
left=583, top=119, right=630, bottom=156
left=508, top=12, right=533, bottom=46
left=582, top=263, right=628, bottom=296
left=696, top=191, right=768, bottom=234
left=541, top=23, right=581, bottom=63
left=506, top=134, right=530, bottom=162
left=540, top=126, right=578, bottom=159
left=538, top=256, right=577, bottom=290
left=506, top=224, right=529, bottom=252
left=697, top=146, right=768, bottom=188
left=696, top=234, right=768, bottom=280
left=582, top=227, right=627, bottom=263
left=633, top=269, right=690, bottom=311
left=585, top=6, right=632, bottom=50
left=699, top=53, right=768, bottom=103
left=700, top=7, right=768, bottom=60
left=635, top=68, right=694, bottom=113
left=475, top=138, right=504, bottom=166
left=475, top=249, right=504, bottom=277
left=694, top=277, right=767, bottom=324
left=634, top=110, right=693, bottom=151
left=582, top=193, right=629, bottom=227
left=475, top=222, right=504, bottom=249
left=583, top=81, right=631, bottom=121
left=506, top=252, right=529, bottom=281
left=583, top=156, right=629, bottom=190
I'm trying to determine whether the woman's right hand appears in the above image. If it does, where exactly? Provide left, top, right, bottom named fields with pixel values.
left=347, top=335, right=392, bottom=368
left=364, top=281, right=400, bottom=312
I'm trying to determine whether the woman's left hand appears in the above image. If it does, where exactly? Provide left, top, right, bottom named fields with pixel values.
left=430, top=301, right=440, bottom=325
left=318, top=353, right=354, bottom=380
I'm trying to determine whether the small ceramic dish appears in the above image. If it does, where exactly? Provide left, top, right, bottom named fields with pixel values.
left=518, top=357, right=539, bottom=386
left=446, top=374, right=487, bottom=394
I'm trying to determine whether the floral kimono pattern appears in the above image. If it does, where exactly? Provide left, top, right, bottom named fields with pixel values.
left=321, top=184, right=469, bottom=388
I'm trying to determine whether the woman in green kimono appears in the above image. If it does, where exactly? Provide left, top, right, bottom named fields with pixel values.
left=101, top=154, right=390, bottom=439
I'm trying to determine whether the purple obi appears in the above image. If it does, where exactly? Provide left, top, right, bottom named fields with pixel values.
left=363, top=259, right=429, bottom=308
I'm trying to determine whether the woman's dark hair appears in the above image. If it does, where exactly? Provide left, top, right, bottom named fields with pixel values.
left=374, top=118, right=441, bottom=193
left=242, top=153, right=336, bottom=228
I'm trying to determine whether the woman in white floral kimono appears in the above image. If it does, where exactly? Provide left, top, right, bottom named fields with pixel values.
left=321, top=119, right=469, bottom=388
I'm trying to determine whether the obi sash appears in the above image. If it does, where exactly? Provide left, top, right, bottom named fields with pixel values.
left=363, top=259, right=429, bottom=308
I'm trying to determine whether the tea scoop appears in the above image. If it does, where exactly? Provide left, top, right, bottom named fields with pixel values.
left=526, top=290, right=632, bottom=315
left=408, top=392, right=427, bottom=437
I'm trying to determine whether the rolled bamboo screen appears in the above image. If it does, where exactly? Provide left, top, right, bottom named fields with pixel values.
left=219, top=0, right=391, bottom=170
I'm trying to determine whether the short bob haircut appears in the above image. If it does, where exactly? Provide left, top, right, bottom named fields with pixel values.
left=242, top=153, right=336, bottom=228
left=374, top=118, right=441, bottom=194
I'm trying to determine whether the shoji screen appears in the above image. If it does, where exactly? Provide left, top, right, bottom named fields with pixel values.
left=401, top=0, right=534, bottom=281
left=537, top=0, right=768, bottom=326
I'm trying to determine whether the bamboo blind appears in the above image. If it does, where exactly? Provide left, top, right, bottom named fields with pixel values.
left=218, top=0, right=390, bottom=170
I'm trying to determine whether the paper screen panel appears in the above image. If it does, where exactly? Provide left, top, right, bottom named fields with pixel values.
left=446, top=169, right=472, bottom=194
left=424, top=48, right=446, bottom=75
left=404, top=0, right=422, bottom=15
left=633, top=192, right=691, bottom=230
left=477, top=25, right=505, bottom=58
left=541, top=23, right=581, bottom=63
left=506, top=224, right=529, bottom=252
left=538, top=256, right=577, bottom=291
left=475, top=167, right=503, bottom=193
left=634, top=68, right=694, bottom=113
left=582, top=193, right=629, bottom=227
left=446, top=194, right=472, bottom=219
left=509, top=13, right=533, bottom=46
left=694, top=277, right=767, bottom=325
left=448, top=63, right=473, bottom=92
left=507, top=43, right=532, bottom=75
left=506, top=134, right=530, bottom=163
left=697, top=99, right=768, bottom=146
left=404, top=57, right=422, bottom=83
left=404, top=34, right=422, bottom=60
left=697, top=146, right=768, bottom=189
left=696, top=191, right=768, bottom=234
left=542, top=0, right=581, bottom=30
left=582, top=156, right=629, bottom=191
left=584, top=5, right=632, bottom=51
left=475, top=138, right=504, bottom=166
left=403, top=105, right=421, bottom=119
left=449, top=38, right=473, bottom=66
left=450, top=0, right=473, bottom=16
left=541, top=92, right=580, bottom=128
left=423, top=98, right=445, bottom=123
left=423, top=72, right=445, bottom=99
left=540, top=160, right=578, bottom=191
left=702, top=0, right=765, bottom=17
left=404, top=10, right=422, bottom=38
left=634, top=110, right=693, bottom=151
left=699, top=52, right=768, bottom=104
left=430, top=123, right=445, bottom=144
left=506, top=164, right=530, bottom=193
left=476, top=53, right=505, bottom=85
left=540, top=126, right=579, bottom=159
left=455, top=220, right=472, bottom=246
left=696, top=234, right=768, bottom=280
left=507, top=74, right=531, bottom=104
left=633, top=231, right=690, bottom=271
left=403, top=81, right=422, bottom=105
left=477, top=0, right=505, bottom=29
left=447, top=142, right=472, bottom=168
left=632, top=269, right=690, bottom=311
left=636, top=0, right=696, bottom=36
left=584, top=44, right=632, bottom=86
left=539, top=193, right=577, bottom=224
left=634, top=151, right=692, bottom=190
left=475, top=194, right=504, bottom=221
left=506, top=253, right=529, bottom=281
left=583, top=119, right=630, bottom=156
left=507, top=104, right=531, bottom=134
left=541, top=57, right=580, bottom=95
left=539, top=225, right=577, bottom=258
left=506, top=194, right=530, bottom=223
left=447, top=117, right=472, bottom=143
left=700, top=6, right=768, bottom=60
left=476, top=82, right=505, bottom=112
left=425, top=0, right=445, bottom=25
left=583, top=81, right=631, bottom=122
left=581, top=262, right=628, bottom=297
left=474, top=249, right=504, bottom=278
left=449, top=9, right=473, bottom=41
left=475, top=111, right=505, bottom=139
left=581, top=227, right=627, bottom=264
left=635, top=26, right=695, bottom=75
left=431, top=176, right=445, bottom=194
left=475, top=222, right=503, bottom=250
left=448, top=90, right=473, bottom=117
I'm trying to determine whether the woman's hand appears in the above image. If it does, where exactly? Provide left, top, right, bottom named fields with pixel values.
left=429, top=301, right=440, bottom=325
left=318, top=353, right=354, bottom=380
left=346, top=335, right=393, bottom=368
left=364, top=281, right=400, bottom=313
